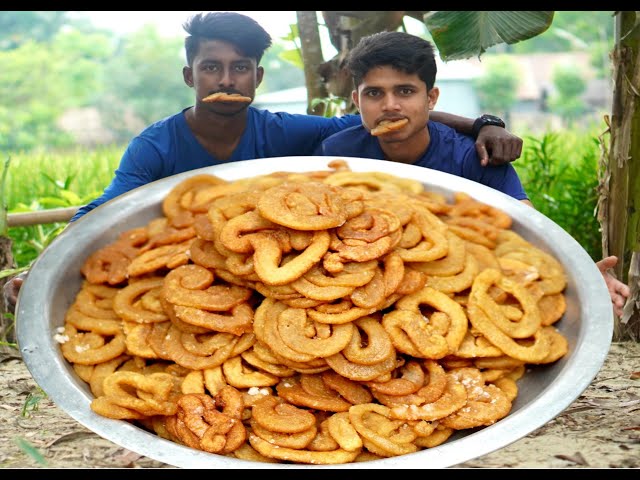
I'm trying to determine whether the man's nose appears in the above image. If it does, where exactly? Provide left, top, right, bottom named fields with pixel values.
left=381, top=94, right=400, bottom=110
left=218, top=68, right=234, bottom=87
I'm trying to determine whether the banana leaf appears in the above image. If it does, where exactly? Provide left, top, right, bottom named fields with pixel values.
left=424, top=11, right=554, bottom=61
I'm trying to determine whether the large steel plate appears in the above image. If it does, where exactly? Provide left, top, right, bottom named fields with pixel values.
left=16, top=156, right=613, bottom=469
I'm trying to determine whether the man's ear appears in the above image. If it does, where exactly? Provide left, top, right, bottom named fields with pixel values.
left=183, top=66, right=194, bottom=88
left=256, top=66, right=265, bottom=88
left=427, top=86, right=440, bottom=111
left=351, top=90, right=360, bottom=110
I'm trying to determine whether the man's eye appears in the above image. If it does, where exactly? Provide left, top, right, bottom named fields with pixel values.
left=204, top=65, right=219, bottom=72
left=399, top=88, right=413, bottom=95
left=365, top=90, right=380, bottom=98
left=235, top=65, right=249, bottom=73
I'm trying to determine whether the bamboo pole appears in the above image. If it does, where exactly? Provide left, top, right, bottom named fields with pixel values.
left=7, top=207, right=78, bottom=227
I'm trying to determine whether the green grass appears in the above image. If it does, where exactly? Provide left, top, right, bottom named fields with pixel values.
left=6, top=144, right=124, bottom=266
left=6, top=144, right=124, bottom=210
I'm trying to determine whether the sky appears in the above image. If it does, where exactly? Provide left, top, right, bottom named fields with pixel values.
left=69, top=11, right=300, bottom=40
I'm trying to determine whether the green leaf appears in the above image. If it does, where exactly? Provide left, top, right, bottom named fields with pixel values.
left=424, top=11, right=554, bottom=61
left=278, top=48, right=304, bottom=69
left=59, top=190, right=82, bottom=204
left=0, top=265, right=30, bottom=280
left=13, top=437, right=48, bottom=466
left=38, top=197, right=72, bottom=208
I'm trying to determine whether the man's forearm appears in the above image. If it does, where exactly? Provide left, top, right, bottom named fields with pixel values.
left=429, top=111, right=474, bottom=135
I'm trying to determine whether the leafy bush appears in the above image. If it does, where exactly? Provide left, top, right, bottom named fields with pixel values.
left=514, top=131, right=602, bottom=261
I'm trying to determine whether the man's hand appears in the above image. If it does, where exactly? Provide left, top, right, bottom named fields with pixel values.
left=3, top=271, right=28, bottom=315
left=596, top=256, right=630, bottom=317
left=475, top=125, right=523, bottom=167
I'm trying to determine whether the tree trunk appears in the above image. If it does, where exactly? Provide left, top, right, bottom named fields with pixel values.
left=600, top=11, right=640, bottom=341
left=296, top=11, right=328, bottom=116
left=0, top=235, right=16, bottom=343
left=297, top=11, right=407, bottom=114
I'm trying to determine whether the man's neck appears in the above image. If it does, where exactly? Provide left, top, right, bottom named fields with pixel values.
left=187, top=105, right=249, bottom=140
left=379, top=126, right=430, bottom=165
left=184, top=106, right=249, bottom=160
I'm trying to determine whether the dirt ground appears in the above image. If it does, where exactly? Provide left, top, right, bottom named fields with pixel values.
left=1, top=342, right=638, bottom=469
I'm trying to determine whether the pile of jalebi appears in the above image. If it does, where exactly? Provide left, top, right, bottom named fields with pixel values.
left=58, top=159, right=569, bottom=464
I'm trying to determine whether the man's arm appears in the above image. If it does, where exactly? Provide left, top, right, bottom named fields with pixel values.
left=430, top=111, right=523, bottom=167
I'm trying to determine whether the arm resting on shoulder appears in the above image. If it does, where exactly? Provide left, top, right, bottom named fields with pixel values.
left=430, top=111, right=523, bottom=166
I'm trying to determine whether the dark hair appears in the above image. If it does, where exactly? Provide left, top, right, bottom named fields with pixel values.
left=346, top=31, right=437, bottom=91
left=183, top=12, right=272, bottom=66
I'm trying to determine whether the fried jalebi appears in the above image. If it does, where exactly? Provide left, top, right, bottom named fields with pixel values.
left=63, top=160, right=572, bottom=464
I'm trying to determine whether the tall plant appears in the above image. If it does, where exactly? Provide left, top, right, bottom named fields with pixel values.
left=597, top=12, right=640, bottom=340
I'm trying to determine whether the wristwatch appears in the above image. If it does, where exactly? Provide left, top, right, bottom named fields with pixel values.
left=471, top=114, right=506, bottom=139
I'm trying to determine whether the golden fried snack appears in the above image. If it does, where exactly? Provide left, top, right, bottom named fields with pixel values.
left=441, top=367, right=511, bottom=429
left=324, top=171, right=423, bottom=194
left=257, top=181, right=350, bottom=231
left=467, top=275, right=551, bottom=364
left=370, top=118, right=409, bottom=136
left=470, top=268, right=542, bottom=339
left=167, top=390, right=246, bottom=454
left=203, top=92, right=252, bottom=103
left=60, top=324, right=126, bottom=365
left=252, top=394, right=316, bottom=433
left=163, top=174, right=230, bottom=228
left=348, top=403, right=419, bottom=456
left=251, top=230, right=331, bottom=286
left=113, top=277, right=168, bottom=324
left=412, top=231, right=466, bottom=277
left=61, top=160, right=572, bottom=465
left=372, top=359, right=448, bottom=407
left=276, top=307, right=355, bottom=358
left=91, top=371, right=178, bottom=418
left=127, top=239, right=193, bottom=277
left=248, top=432, right=361, bottom=464
left=382, top=286, right=468, bottom=359
left=388, top=373, right=468, bottom=421
left=80, top=227, right=148, bottom=285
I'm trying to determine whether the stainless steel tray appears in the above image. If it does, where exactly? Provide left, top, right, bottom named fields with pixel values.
left=16, top=156, right=613, bottom=469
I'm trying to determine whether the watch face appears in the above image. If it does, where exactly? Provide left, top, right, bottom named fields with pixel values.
left=482, top=114, right=504, bottom=125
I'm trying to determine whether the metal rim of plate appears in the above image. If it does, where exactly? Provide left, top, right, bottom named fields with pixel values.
left=16, top=156, right=613, bottom=469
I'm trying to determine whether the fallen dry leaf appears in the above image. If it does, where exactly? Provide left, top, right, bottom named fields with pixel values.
left=113, top=449, right=145, bottom=466
left=554, top=452, right=589, bottom=466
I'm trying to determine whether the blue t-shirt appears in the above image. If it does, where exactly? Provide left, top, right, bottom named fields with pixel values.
left=314, top=121, right=528, bottom=201
left=72, top=107, right=361, bottom=221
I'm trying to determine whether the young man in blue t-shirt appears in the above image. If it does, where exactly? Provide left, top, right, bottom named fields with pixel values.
left=70, top=12, right=523, bottom=223
left=314, top=30, right=629, bottom=315
left=314, top=31, right=529, bottom=203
